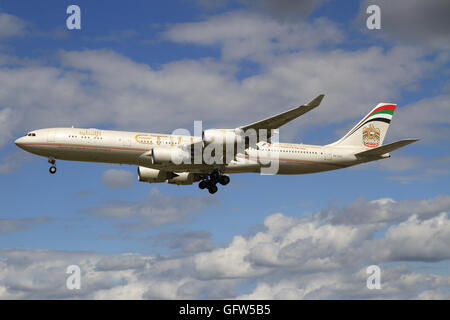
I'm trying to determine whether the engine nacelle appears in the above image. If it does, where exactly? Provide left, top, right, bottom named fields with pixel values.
left=202, top=129, right=244, bottom=147
left=167, top=172, right=200, bottom=185
left=151, top=147, right=190, bottom=165
left=137, top=167, right=174, bottom=183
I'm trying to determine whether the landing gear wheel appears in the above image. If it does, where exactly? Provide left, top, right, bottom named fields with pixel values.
left=218, top=175, right=230, bottom=186
left=49, top=166, right=57, bottom=174
left=210, top=169, right=220, bottom=182
left=199, top=180, right=208, bottom=189
left=208, top=185, right=218, bottom=194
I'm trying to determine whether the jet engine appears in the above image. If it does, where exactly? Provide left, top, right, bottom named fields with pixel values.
left=202, top=129, right=244, bottom=148
left=151, top=147, right=190, bottom=165
left=167, top=172, right=200, bottom=185
left=137, top=167, right=174, bottom=183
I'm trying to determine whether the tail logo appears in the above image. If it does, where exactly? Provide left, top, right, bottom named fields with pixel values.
left=363, top=124, right=380, bottom=147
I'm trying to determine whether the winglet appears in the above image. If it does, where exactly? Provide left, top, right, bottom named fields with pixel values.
left=306, top=94, right=325, bottom=108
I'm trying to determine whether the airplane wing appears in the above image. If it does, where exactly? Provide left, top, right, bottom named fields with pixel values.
left=355, top=139, right=419, bottom=158
left=179, top=94, right=324, bottom=164
left=239, top=94, right=324, bottom=131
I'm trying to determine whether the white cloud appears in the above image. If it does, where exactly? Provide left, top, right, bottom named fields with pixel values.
left=101, top=169, right=135, bottom=189
left=319, top=194, right=450, bottom=225
left=0, top=249, right=144, bottom=299
left=236, top=265, right=450, bottom=299
left=0, top=107, right=21, bottom=147
left=163, top=11, right=344, bottom=61
left=95, top=253, right=150, bottom=271
left=0, top=13, right=27, bottom=38
left=389, top=94, right=450, bottom=143
left=1, top=194, right=450, bottom=299
left=374, top=213, right=450, bottom=262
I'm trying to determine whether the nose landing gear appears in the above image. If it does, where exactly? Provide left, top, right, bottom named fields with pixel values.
left=198, top=169, right=229, bottom=194
left=48, top=158, right=57, bottom=174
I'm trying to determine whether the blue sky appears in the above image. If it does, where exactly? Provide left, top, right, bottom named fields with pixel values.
left=0, top=0, right=449, bottom=299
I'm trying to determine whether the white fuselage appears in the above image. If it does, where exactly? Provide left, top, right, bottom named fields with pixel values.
left=14, top=127, right=368, bottom=175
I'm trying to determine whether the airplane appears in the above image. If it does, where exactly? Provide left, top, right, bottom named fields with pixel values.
left=14, top=95, right=418, bottom=194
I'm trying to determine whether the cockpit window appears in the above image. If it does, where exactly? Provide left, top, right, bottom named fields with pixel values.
left=26, top=133, right=36, bottom=137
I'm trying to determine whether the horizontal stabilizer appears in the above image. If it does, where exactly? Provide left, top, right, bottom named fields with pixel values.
left=355, top=139, right=419, bottom=158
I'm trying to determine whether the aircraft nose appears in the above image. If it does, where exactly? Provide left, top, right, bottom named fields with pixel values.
left=15, top=137, right=25, bottom=147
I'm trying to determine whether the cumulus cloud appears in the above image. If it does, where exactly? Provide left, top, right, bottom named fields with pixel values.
left=2, top=194, right=449, bottom=299
left=85, top=188, right=217, bottom=229
left=163, top=11, right=344, bottom=61
left=95, top=253, right=149, bottom=272
left=0, top=249, right=145, bottom=299
left=101, top=169, right=135, bottom=189
left=373, top=213, right=450, bottom=262
left=319, top=194, right=450, bottom=225
left=236, top=264, right=450, bottom=300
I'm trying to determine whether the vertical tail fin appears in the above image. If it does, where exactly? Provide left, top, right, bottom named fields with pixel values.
left=329, top=103, right=396, bottom=148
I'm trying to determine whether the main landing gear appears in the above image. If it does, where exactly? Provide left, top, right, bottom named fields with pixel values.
left=48, top=158, right=57, bottom=174
left=198, top=169, right=230, bottom=194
